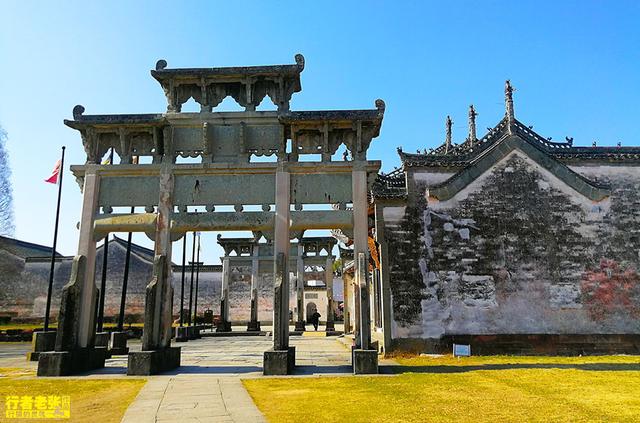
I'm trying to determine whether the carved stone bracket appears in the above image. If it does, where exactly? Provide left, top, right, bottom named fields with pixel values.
left=151, top=54, right=304, bottom=113
left=282, top=99, right=385, bottom=162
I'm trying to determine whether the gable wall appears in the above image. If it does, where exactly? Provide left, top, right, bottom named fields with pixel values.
left=386, top=152, right=640, bottom=343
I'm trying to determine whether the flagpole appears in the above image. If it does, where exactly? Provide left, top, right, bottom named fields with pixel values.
left=44, top=146, right=65, bottom=332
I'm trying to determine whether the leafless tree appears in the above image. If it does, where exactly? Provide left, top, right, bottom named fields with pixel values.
left=0, top=125, right=15, bottom=237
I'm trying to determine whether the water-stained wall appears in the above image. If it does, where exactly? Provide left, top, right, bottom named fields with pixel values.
left=386, top=151, right=640, bottom=340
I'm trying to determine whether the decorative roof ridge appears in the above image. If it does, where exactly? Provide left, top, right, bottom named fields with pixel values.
left=65, top=106, right=166, bottom=128
left=102, top=234, right=157, bottom=261
left=428, top=135, right=611, bottom=202
left=0, top=235, right=62, bottom=258
left=372, top=167, right=407, bottom=199
left=151, top=54, right=305, bottom=79
left=280, top=99, right=385, bottom=122
left=399, top=115, right=640, bottom=167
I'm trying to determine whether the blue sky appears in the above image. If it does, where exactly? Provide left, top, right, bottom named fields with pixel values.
left=1, top=1, right=638, bottom=265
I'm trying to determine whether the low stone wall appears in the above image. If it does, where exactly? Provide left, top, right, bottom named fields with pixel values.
left=392, top=334, right=640, bottom=356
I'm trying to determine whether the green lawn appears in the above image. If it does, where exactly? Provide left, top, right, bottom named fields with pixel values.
left=0, top=368, right=145, bottom=423
left=244, top=355, right=640, bottom=422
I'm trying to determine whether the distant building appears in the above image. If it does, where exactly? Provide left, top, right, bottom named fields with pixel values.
left=0, top=235, right=342, bottom=324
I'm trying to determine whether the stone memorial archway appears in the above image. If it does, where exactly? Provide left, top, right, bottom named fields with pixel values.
left=37, top=55, right=384, bottom=376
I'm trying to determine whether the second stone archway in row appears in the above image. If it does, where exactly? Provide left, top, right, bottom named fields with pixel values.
left=216, top=236, right=336, bottom=333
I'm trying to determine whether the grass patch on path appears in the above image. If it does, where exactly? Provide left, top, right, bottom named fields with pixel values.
left=1, top=369, right=145, bottom=423
left=244, top=356, right=640, bottom=422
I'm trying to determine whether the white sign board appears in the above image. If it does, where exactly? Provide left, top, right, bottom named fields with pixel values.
left=453, top=344, right=471, bottom=357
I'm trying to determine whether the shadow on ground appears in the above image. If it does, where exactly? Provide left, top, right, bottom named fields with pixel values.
left=387, top=363, right=640, bottom=374
left=292, top=365, right=353, bottom=375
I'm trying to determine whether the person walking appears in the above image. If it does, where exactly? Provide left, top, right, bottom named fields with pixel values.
left=310, top=309, right=321, bottom=331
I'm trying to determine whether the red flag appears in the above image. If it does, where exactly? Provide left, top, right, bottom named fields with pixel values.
left=45, top=160, right=61, bottom=184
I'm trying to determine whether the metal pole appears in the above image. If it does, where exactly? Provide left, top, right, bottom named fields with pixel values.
left=187, top=231, right=196, bottom=326
left=117, top=206, right=134, bottom=331
left=179, top=234, right=187, bottom=326
left=44, top=146, right=65, bottom=332
left=194, top=233, right=201, bottom=325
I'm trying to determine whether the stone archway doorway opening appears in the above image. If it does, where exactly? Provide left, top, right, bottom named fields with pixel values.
left=306, top=302, right=317, bottom=322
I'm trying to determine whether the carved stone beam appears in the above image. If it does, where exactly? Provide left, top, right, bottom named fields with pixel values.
left=152, top=127, right=162, bottom=164
left=162, top=126, right=174, bottom=164
left=352, top=120, right=366, bottom=161
left=119, top=128, right=132, bottom=164
left=239, top=122, right=247, bottom=162
left=244, top=77, right=256, bottom=112
left=322, top=122, right=331, bottom=162
left=200, top=77, right=212, bottom=112
left=202, top=122, right=212, bottom=163
left=82, top=127, right=99, bottom=164
left=290, top=124, right=299, bottom=161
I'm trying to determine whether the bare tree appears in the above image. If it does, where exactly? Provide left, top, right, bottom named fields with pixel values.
left=0, top=125, right=15, bottom=237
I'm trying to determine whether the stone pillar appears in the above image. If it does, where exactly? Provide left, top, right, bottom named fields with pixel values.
left=353, top=273, right=361, bottom=345
left=264, top=163, right=295, bottom=375
left=372, top=269, right=380, bottom=328
left=38, top=168, right=108, bottom=376
left=352, top=165, right=377, bottom=374
left=217, top=257, right=232, bottom=332
left=127, top=165, right=181, bottom=375
left=247, top=251, right=261, bottom=331
left=325, top=256, right=335, bottom=332
left=343, top=263, right=350, bottom=333
left=375, top=203, right=393, bottom=354
left=294, top=244, right=306, bottom=332
left=76, top=171, right=100, bottom=349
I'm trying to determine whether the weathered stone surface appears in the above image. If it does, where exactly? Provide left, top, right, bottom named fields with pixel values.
left=37, top=347, right=108, bottom=376
left=386, top=152, right=640, bottom=342
left=27, top=331, right=56, bottom=362
left=109, top=331, right=129, bottom=355
left=353, top=349, right=378, bottom=374
left=263, top=346, right=295, bottom=375
left=94, top=332, right=109, bottom=347
left=127, top=346, right=181, bottom=375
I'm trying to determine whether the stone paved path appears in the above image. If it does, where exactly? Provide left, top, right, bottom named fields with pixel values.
left=120, top=376, right=265, bottom=423
left=118, top=334, right=354, bottom=422
left=0, top=328, right=361, bottom=422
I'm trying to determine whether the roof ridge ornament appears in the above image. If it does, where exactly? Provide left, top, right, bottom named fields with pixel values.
left=445, top=115, right=453, bottom=154
left=73, top=105, right=85, bottom=120
left=468, top=105, right=478, bottom=146
left=155, top=59, right=168, bottom=71
left=505, top=80, right=515, bottom=130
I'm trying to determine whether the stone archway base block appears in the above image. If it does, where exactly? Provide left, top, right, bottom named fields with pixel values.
left=246, top=321, right=261, bottom=332
left=263, top=346, right=295, bottom=375
left=37, top=347, right=108, bottom=376
left=109, top=331, right=130, bottom=355
left=27, top=331, right=57, bottom=362
left=175, top=326, right=190, bottom=342
left=353, top=349, right=378, bottom=374
left=127, top=347, right=181, bottom=375
left=216, top=321, right=232, bottom=333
